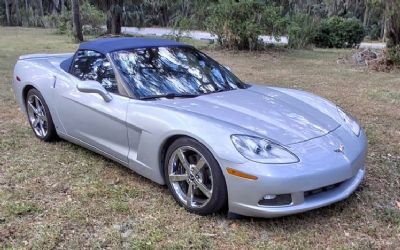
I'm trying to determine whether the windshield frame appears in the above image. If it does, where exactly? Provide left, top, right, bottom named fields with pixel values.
left=108, top=46, right=249, bottom=100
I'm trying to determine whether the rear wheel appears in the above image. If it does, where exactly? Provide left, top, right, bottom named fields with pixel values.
left=25, top=88, right=57, bottom=141
left=164, top=137, right=227, bottom=215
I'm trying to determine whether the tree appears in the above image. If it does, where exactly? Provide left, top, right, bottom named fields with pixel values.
left=89, top=0, right=123, bottom=35
left=37, top=0, right=44, bottom=16
left=71, top=0, right=83, bottom=42
left=4, top=0, right=10, bottom=25
left=15, top=0, right=21, bottom=26
left=385, top=0, right=400, bottom=47
left=109, top=0, right=123, bottom=34
left=51, top=0, right=60, bottom=15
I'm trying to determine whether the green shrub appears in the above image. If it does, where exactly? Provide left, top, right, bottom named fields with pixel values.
left=288, top=13, right=318, bottom=49
left=366, top=23, right=381, bottom=41
left=52, top=1, right=106, bottom=36
left=388, top=45, right=400, bottom=65
left=80, top=1, right=106, bottom=35
left=314, top=16, right=365, bottom=48
left=205, top=0, right=286, bottom=50
left=172, top=16, right=193, bottom=41
left=20, top=7, right=45, bottom=27
left=48, top=11, right=71, bottom=35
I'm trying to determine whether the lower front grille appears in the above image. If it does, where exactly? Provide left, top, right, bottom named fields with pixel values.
left=304, top=181, right=343, bottom=198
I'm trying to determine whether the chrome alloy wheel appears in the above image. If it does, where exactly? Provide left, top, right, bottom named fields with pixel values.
left=27, top=94, right=48, bottom=138
left=168, top=146, right=213, bottom=208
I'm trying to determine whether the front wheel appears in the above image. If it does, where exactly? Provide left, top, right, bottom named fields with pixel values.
left=164, top=137, right=227, bottom=215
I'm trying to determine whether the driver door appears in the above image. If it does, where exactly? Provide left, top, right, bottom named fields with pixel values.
left=54, top=50, right=130, bottom=164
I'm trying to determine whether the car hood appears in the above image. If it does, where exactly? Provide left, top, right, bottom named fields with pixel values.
left=157, top=87, right=340, bottom=145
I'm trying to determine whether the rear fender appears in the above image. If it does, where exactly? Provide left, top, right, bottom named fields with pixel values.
left=13, top=59, right=66, bottom=134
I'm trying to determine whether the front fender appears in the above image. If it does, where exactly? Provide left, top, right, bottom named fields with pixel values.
left=126, top=100, right=247, bottom=184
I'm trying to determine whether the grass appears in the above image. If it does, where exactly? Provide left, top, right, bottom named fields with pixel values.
left=0, top=27, right=399, bottom=249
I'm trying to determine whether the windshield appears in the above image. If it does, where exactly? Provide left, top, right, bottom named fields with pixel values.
left=110, top=46, right=247, bottom=99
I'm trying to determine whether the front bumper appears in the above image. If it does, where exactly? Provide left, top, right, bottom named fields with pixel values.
left=220, top=126, right=367, bottom=218
left=228, top=168, right=364, bottom=218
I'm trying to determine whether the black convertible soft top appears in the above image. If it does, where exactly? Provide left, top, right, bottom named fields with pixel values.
left=60, top=37, right=192, bottom=72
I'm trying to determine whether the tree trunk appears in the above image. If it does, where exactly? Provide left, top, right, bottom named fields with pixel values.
left=71, top=0, right=83, bottom=42
left=37, top=0, right=44, bottom=16
left=108, top=0, right=123, bottom=35
left=5, top=0, right=10, bottom=25
left=24, top=0, right=28, bottom=12
left=385, top=0, right=400, bottom=47
left=380, top=14, right=385, bottom=40
left=52, top=0, right=59, bottom=15
left=363, top=3, right=369, bottom=27
left=60, top=0, right=65, bottom=13
left=15, top=0, right=21, bottom=26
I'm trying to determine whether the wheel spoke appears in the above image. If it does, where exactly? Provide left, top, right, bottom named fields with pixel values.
left=26, top=95, right=48, bottom=138
left=34, top=96, right=40, bottom=110
left=186, top=182, right=194, bottom=207
left=193, top=157, right=206, bottom=175
left=39, top=120, right=46, bottom=136
left=177, top=149, right=190, bottom=171
left=28, top=101, right=38, bottom=114
left=169, top=174, right=188, bottom=182
left=194, top=179, right=212, bottom=198
left=32, top=117, right=40, bottom=127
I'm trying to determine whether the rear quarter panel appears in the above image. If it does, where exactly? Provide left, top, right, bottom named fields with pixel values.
left=12, top=54, right=72, bottom=134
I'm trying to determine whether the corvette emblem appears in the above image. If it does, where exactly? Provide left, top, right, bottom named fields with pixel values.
left=334, top=144, right=345, bottom=153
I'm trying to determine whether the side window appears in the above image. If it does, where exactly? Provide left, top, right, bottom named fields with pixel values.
left=71, top=50, right=119, bottom=94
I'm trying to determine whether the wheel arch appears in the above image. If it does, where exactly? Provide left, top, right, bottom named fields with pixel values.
left=21, top=84, right=36, bottom=114
left=22, top=84, right=36, bottom=104
left=158, top=133, right=224, bottom=184
left=158, top=134, right=187, bottom=183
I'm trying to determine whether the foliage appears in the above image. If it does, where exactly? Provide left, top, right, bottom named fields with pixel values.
left=366, top=23, right=381, bottom=40
left=386, top=0, right=400, bottom=65
left=386, top=0, right=400, bottom=48
left=172, top=16, right=193, bottom=41
left=287, top=13, right=318, bottom=49
left=388, top=45, right=400, bottom=65
left=205, top=0, right=286, bottom=50
left=80, top=1, right=106, bottom=35
left=364, top=0, right=385, bottom=40
left=51, top=1, right=105, bottom=36
left=46, top=11, right=70, bottom=34
left=0, top=0, right=396, bottom=52
left=120, top=0, right=212, bottom=29
left=314, top=16, right=365, bottom=48
left=20, top=7, right=45, bottom=27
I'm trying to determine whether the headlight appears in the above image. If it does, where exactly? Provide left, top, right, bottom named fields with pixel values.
left=231, top=135, right=299, bottom=164
left=337, top=106, right=360, bottom=136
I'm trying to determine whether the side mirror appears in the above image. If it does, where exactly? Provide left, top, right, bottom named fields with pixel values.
left=76, top=80, right=112, bottom=102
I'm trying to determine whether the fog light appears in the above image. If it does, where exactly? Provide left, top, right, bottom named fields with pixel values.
left=263, top=194, right=277, bottom=200
left=259, top=194, right=292, bottom=206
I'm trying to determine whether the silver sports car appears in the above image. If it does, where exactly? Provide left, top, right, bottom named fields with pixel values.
left=12, top=38, right=367, bottom=218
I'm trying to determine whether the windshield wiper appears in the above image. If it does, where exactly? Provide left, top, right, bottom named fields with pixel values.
left=139, top=93, right=199, bottom=100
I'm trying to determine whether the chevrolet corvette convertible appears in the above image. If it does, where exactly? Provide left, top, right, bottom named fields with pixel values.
left=12, top=38, right=367, bottom=218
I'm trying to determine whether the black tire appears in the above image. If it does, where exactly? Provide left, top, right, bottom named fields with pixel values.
left=164, top=137, right=227, bottom=215
left=25, top=88, right=57, bottom=142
